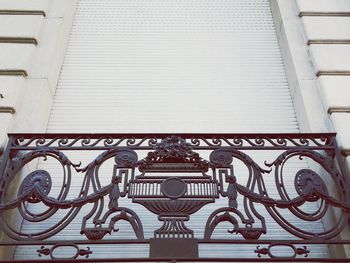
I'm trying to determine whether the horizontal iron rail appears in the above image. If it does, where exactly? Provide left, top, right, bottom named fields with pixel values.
left=7, top=133, right=337, bottom=151
left=9, top=146, right=336, bottom=151
left=8, top=133, right=337, bottom=139
left=1, top=239, right=350, bottom=246
left=2, top=258, right=350, bottom=263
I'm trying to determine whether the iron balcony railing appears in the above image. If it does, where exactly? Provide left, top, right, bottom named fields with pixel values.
left=0, top=133, right=350, bottom=262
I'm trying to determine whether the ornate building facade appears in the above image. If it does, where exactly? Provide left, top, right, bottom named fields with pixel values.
left=0, top=0, right=350, bottom=261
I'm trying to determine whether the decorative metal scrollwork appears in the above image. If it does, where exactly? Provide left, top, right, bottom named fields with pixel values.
left=18, top=170, right=52, bottom=203
left=0, top=133, right=349, bottom=261
left=294, top=169, right=328, bottom=202
left=114, top=149, right=138, bottom=167
left=255, top=244, right=310, bottom=258
left=37, top=244, right=92, bottom=259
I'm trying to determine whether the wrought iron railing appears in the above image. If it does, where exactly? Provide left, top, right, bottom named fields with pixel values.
left=0, top=133, right=350, bottom=262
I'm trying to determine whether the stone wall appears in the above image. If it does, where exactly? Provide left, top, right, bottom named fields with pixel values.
left=0, top=0, right=77, bottom=152
left=271, top=0, right=350, bottom=173
left=0, top=1, right=77, bottom=258
left=299, top=0, right=350, bottom=172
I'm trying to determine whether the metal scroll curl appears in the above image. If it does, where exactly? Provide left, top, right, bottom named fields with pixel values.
left=205, top=149, right=268, bottom=240
left=0, top=134, right=349, bottom=254
left=204, top=148, right=349, bottom=240
left=0, top=147, right=144, bottom=241
left=80, top=148, right=144, bottom=240
left=0, top=148, right=83, bottom=240
left=264, top=149, right=347, bottom=239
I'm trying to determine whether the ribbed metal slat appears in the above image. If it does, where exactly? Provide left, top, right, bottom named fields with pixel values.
left=47, top=0, right=297, bottom=133
left=15, top=0, right=329, bottom=260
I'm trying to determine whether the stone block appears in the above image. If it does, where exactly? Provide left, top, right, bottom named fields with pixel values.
left=331, top=113, right=350, bottom=149
left=293, top=80, right=333, bottom=132
left=47, top=0, right=78, bottom=18
left=279, top=20, right=315, bottom=79
left=296, top=0, right=350, bottom=13
left=0, top=44, right=35, bottom=71
left=11, top=79, right=52, bottom=133
left=274, top=0, right=299, bottom=22
left=0, top=0, right=48, bottom=12
left=30, top=0, right=77, bottom=95
left=0, top=15, right=43, bottom=38
left=310, top=45, right=350, bottom=73
left=29, top=19, right=62, bottom=84
left=0, top=114, right=13, bottom=149
left=302, top=17, right=350, bottom=41
left=319, top=76, right=350, bottom=108
left=0, top=76, right=24, bottom=110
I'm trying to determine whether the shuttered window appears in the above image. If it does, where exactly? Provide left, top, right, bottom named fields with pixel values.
left=48, top=0, right=297, bottom=133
